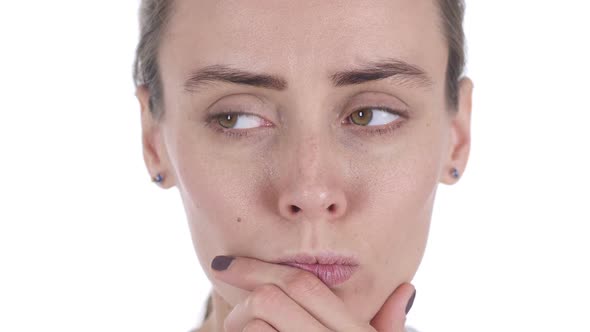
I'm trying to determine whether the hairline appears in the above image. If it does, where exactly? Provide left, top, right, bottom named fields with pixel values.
left=134, top=0, right=464, bottom=120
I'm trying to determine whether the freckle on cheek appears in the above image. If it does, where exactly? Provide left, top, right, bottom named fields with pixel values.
left=236, top=217, right=242, bottom=223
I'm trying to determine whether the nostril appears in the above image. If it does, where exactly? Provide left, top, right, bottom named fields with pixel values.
left=328, top=204, right=336, bottom=213
left=290, top=205, right=301, bottom=213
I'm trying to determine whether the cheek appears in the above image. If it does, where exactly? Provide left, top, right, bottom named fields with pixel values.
left=366, top=127, right=443, bottom=274
left=167, top=133, right=266, bottom=272
left=372, top=149, right=439, bottom=246
left=338, top=181, right=435, bottom=324
left=170, top=139, right=279, bottom=309
left=176, top=151, right=259, bottom=241
left=343, top=129, right=443, bottom=321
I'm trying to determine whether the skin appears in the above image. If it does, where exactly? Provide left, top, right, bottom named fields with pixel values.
left=137, top=0, right=473, bottom=331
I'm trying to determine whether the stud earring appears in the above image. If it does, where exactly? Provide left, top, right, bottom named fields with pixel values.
left=451, top=168, right=460, bottom=179
left=152, top=173, right=164, bottom=184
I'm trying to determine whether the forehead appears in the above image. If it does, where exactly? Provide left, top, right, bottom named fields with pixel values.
left=161, top=0, right=447, bottom=85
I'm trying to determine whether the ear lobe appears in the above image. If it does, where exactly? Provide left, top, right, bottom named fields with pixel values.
left=440, top=77, right=473, bottom=185
left=136, top=85, right=174, bottom=188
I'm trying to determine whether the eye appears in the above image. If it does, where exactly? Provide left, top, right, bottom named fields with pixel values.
left=205, top=111, right=272, bottom=139
left=215, top=113, right=265, bottom=129
left=206, top=107, right=406, bottom=140
left=344, top=107, right=408, bottom=137
left=348, top=108, right=401, bottom=126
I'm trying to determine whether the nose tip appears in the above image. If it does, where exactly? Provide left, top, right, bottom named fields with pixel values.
left=278, top=186, right=347, bottom=222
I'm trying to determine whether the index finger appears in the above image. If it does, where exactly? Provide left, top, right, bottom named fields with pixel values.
left=211, top=255, right=369, bottom=332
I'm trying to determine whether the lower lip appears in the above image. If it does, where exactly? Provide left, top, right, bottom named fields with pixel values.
left=283, top=262, right=358, bottom=287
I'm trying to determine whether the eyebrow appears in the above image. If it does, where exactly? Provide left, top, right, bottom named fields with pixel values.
left=183, top=64, right=287, bottom=92
left=331, top=58, right=433, bottom=88
left=183, top=59, right=433, bottom=93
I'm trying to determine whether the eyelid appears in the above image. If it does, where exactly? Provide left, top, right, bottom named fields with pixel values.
left=351, top=104, right=409, bottom=118
left=342, top=106, right=408, bottom=136
left=204, top=111, right=273, bottom=139
left=343, top=106, right=408, bottom=124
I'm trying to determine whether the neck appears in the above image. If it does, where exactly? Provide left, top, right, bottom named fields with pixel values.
left=197, top=290, right=233, bottom=332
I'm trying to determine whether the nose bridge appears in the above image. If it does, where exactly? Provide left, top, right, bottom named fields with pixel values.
left=285, top=113, right=336, bottom=186
left=294, top=129, right=324, bottom=180
left=286, top=89, right=334, bottom=180
left=276, top=124, right=348, bottom=223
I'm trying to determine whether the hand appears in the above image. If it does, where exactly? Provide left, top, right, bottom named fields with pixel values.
left=210, top=255, right=416, bottom=332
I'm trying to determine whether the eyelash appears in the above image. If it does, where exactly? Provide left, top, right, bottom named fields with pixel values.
left=204, top=111, right=268, bottom=139
left=204, top=107, right=408, bottom=139
left=343, top=107, right=408, bottom=137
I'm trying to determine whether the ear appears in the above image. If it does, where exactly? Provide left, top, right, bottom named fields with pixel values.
left=440, top=77, right=473, bottom=185
left=136, top=85, right=175, bottom=189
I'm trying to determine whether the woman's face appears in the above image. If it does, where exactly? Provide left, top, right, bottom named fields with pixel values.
left=139, top=0, right=471, bottom=322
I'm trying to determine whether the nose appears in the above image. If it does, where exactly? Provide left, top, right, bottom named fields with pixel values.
left=275, top=133, right=348, bottom=223
left=278, top=182, right=348, bottom=222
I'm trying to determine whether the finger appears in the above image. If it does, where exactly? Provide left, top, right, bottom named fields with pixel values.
left=370, top=283, right=416, bottom=332
left=224, top=284, right=328, bottom=332
left=241, top=319, right=279, bottom=332
left=211, top=255, right=366, bottom=331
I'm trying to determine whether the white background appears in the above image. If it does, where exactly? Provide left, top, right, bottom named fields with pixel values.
left=1, top=1, right=589, bottom=331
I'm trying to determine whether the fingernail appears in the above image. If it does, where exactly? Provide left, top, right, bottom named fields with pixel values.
left=211, top=255, right=235, bottom=271
left=405, top=289, right=416, bottom=315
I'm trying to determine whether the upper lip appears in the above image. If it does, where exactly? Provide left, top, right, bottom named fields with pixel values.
left=273, top=252, right=360, bottom=266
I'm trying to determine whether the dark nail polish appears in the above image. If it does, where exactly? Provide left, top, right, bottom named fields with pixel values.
left=211, top=256, right=234, bottom=271
left=405, top=289, right=416, bottom=315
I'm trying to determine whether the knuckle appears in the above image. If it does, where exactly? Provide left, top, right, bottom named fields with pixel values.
left=284, top=270, right=324, bottom=296
left=246, top=284, right=284, bottom=315
left=223, top=303, right=244, bottom=332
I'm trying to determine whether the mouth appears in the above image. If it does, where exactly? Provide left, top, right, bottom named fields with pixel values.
left=275, top=252, right=359, bottom=288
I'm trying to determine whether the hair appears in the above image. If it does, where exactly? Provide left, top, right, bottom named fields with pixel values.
left=133, top=0, right=466, bottom=120
left=133, top=0, right=466, bottom=321
left=133, top=0, right=174, bottom=121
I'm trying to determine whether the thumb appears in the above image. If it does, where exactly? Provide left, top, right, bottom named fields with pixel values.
left=370, top=283, right=416, bottom=332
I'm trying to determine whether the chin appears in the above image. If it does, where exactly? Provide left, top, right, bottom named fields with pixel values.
left=335, top=279, right=388, bottom=323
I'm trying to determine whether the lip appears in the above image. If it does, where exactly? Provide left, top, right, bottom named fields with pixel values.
left=275, top=253, right=359, bottom=287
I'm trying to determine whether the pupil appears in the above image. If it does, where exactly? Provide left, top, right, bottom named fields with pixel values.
left=220, top=114, right=236, bottom=128
left=353, top=109, right=372, bottom=126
